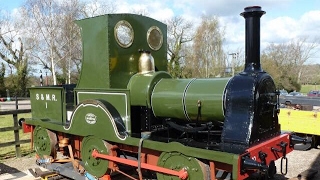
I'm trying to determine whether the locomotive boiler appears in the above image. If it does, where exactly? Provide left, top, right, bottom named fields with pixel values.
left=24, top=6, right=307, bottom=180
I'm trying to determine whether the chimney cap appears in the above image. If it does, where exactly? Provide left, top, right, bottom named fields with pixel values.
left=241, top=6, right=265, bottom=17
left=244, top=6, right=262, bottom=11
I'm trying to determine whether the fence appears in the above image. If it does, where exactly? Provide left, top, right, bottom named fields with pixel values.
left=0, top=97, right=31, bottom=158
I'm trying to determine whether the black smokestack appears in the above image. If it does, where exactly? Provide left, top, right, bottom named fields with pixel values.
left=241, top=6, right=265, bottom=72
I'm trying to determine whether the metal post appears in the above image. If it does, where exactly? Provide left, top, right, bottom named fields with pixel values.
left=46, top=71, right=48, bottom=86
left=15, top=96, right=18, bottom=110
left=6, top=89, right=10, bottom=101
left=44, top=64, right=49, bottom=86
left=68, top=57, right=71, bottom=84
left=40, top=70, right=43, bottom=86
left=229, top=53, right=238, bottom=77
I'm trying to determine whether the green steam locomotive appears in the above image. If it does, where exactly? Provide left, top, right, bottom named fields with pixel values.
left=24, top=6, right=306, bottom=180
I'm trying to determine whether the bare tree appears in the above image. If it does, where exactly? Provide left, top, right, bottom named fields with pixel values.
left=0, top=12, right=32, bottom=96
left=261, top=37, right=319, bottom=91
left=24, top=0, right=62, bottom=85
left=82, top=0, right=117, bottom=18
left=166, top=16, right=193, bottom=78
left=290, top=38, right=319, bottom=83
left=191, top=15, right=225, bottom=78
left=55, top=0, right=84, bottom=83
left=0, top=62, right=5, bottom=96
left=299, top=64, right=320, bottom=85
left=129, top=9, right=149, bottom=16
left=24, top=0, right=117, bottom=85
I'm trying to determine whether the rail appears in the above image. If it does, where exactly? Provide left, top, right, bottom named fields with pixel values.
left=0, top=97, right=31, bottom=158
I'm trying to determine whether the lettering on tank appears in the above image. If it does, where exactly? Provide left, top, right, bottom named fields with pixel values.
left=35, top=93, right=58, bottom=101
left=35, top=93, right=58, bottom=109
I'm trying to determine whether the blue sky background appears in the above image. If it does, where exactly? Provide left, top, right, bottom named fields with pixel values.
left=1, top=0, right=320, bottom=63
left=0, top=0, right=23, bottom=10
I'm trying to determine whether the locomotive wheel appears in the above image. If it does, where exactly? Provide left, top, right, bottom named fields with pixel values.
left=81, top=136, right=110, bottom=177
left=156, top=152, right=210, bottom=180
left=33, top=126, right=57, bottom=158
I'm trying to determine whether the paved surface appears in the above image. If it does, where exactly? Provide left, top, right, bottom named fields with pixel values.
left=279, top=96, right=320, bottom=106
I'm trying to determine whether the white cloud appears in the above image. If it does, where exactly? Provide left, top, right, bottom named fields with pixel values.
left=169, top=0, right=293, bottom=17
left=3, top=0, right=319, bottom=63
left=151, top=8, right=174, bottom=21
left=115, top=0, right=174, bottom=21
left=262, top=16, right=298, bottom=43
left=299, top=10, right=320, bottom=39
left=259, top=10, right=320, bottom=45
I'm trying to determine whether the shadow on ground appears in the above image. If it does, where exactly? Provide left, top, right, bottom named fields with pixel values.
left=306, top=148, right=320, bottom=180
left=0, top=163, right=29, bottom=180
left=0, top=163, right=20, bottom=174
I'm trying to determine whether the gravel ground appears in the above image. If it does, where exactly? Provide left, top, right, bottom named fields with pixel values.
left=0, top=154, right=38, bottom=175
left=274, top=148, right=320, bottom=179
left=0, top=149, right=319, bottom=179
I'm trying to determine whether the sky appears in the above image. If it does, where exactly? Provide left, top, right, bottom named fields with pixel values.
left=0, top=0, right=320, bottom=64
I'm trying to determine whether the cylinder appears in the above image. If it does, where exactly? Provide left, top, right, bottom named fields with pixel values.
left=127, top=71, right=172, bottom=107
left=151, top=78, right=230, bottom=122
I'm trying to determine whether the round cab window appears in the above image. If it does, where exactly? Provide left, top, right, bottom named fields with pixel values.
left=147, top=26, right=163, bottom=51
left=114, top=20, right=134, bottom=48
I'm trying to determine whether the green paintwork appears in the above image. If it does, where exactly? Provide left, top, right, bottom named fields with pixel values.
left=27, top=113, right=241, bottom=179
left=33, top=126, right=56, bottom=158
left=152, top=78, right=230, bottom=121
left=157, top=152, right=206, bottom=180
left=81, top=136, right=110, bottom=177
left=25, top=14, right=244, bottom=179
left=141, top=140, right=237, bottom=166
left=127, top=71, right=171, bottom=107
left=65, top=99, right=127, bottom=142
left=74, top=89, right=131, bottom=133
left=27, top=105, right=241, bottom=178
left=76, top=14, right=167, bottom=89
left=29, top=87, right=66, bottom=124
left=145, top=141, right=240, bottom=179
left=27, top=99, right=127, bottom=142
